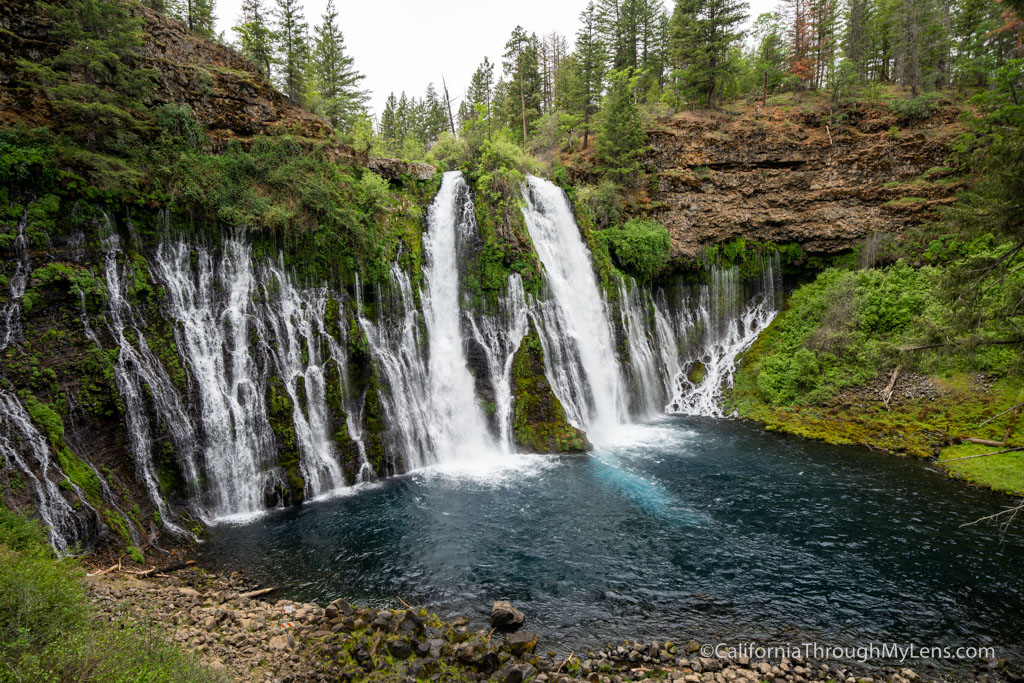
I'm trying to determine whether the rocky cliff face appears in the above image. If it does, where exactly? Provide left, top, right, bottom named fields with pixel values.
left=0, top=0, right=433, bottom=179
left=642, top=103, right=962, bottom=258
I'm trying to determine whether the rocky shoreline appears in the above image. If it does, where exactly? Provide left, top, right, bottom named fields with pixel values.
left=84, top=562, right=1018, bottom=683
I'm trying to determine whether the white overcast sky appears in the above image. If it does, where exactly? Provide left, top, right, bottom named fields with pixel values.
left=214, top=0, right=777, bottom=119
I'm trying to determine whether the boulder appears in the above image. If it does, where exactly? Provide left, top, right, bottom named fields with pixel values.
left=506, top=630, right=539, bottom=656
left=490, top=600, right=526, bottom=632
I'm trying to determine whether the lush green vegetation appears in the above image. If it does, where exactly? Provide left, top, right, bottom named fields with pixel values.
left=595, top=217, right=671, bottom=282
left=0, top=506, right=223, bottom=682
left=727, top=57, right=1024, bottom=493
left=510, top=327, right=590, bottom=453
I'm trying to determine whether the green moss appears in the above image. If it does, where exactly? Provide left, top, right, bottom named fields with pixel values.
left=20, top=394, right=101, bottom=502
left=21, top=262, right=106, bottom=316
left=266, top=376, right=304, bottom=504
left=510, top=326, right=590, bottom=453
left=466, top=168, right=545, bottom=305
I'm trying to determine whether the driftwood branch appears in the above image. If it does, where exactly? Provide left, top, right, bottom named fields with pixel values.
left=979, top=403, right=1024, bottom=428
left=960, top=500, right=1024, bottom=529
left=941, top=446, right=1024, bottom=462
left=962, top=437, right=1009, bottom=447
left=131, top=559, right=196, bottom=578
left=881, top=366, right=900, bottom=410
left=239, top=586, right=276, bottom=599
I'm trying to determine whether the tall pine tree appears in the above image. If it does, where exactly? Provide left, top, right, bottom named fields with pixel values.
left=274, top=0, right=307, bottom=103
left=502, top=26, right=542, bottom=143
left=668, top=0, right=748, bottom=107
left=576, top=2, right=608, bottom=148
left=235, top=0, right=274, bottom=78
left=597, top=68, right=646, bottom=185
left=308, top=0, right=368, bottom=131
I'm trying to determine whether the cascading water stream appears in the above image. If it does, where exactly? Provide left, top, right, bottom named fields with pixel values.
left=421, top=172, right=496, bottom=461
left=102, top=236, right=199, bottom=533
left=0, top=390, right=97, bottom=554
left=667, top=254, right=780, bottom=417
left=359, top=172, right=500, bottom=468
left=356, top=266, right=435, bottom=471
left=152, top=239, right=358, bottom=519
left=1, top=207, right=29, bottom=350
left=153, top=240, right=278, bottom=519
left=521, top=176, right=627, bottom=437
left=258, top=262, right=346, bottom=498
left=467, top=274, right=529, bottom=451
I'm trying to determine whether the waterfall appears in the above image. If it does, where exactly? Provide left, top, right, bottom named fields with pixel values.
left=615, top=275, right=682, bottom=418
left=103, top=236, right=200, bottom=533
left=152, top=240, right=353, bottom=519
left=1, top=207, right=29, bottom=350
left=521, top=176, right=627, bottom=437
left=467, top=274, right=530, bottom=451
left=421, top=172, right=496, bottom=460
left=667, top=253, right=780, bottom=417
left=0, top=390, right=96, bottom=555
left=357, top=266, right=434, bottom=471
left=258, top=261, right=346, bottom=498
left=359, top=172, right=500, bottom=468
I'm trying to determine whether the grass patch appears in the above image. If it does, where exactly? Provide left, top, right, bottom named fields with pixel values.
left=0, top=506, right=223, bottom=682
left=940, top=444, right=1024, bottom=496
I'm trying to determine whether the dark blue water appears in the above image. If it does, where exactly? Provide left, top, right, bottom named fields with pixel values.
left=202, top=418, right=1024, bottom=662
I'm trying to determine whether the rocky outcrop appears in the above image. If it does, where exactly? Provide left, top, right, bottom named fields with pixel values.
left=510, top=326, right=591, bottom=454
left=0, top=0, right=328, bottom=142
left=640, top=103, right=962, bottom=258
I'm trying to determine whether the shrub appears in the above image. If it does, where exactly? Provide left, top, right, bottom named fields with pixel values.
left=426, top=131, right=469, bottom=171
left=597, top=217, right=671, bottom=281
left=888, top=92, right=942, bottom=125
left=0, top=507, right=224, bottom=682
left=574, top=180, right=622, bottom=230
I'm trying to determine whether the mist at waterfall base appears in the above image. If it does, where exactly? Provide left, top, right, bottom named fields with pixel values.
left=202, top=417, right=1024, bottom=662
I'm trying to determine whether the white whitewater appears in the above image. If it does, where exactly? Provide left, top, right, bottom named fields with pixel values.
left=616, top=276, right=682, bottom=419
left=152, top=240, right=274, bottom=519
left=468, top=274, right=530, bottom=450
left=259, top=262, right=346, bottom=498
left=1, top=207, right=29, bottom=350
left=667, top=254, right=780, bottom=417
left=152, top=240, right=354, bottom=520
left=357, top=266, right=434, bottom=470
left=421, top=172, right=496, bottom=460
left=521, top=176, right=627, bottom=437
left=102, top=236, right=199, bottom=533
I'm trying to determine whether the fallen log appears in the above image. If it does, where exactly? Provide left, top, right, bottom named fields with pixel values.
left=239, top=586, right=277, bottom=599
left=133, top=559, right=196, bottom=578
left=962, top=437, right=1007, bottom=447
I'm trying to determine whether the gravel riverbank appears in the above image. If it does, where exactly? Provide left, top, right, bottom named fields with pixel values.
left=84, top=564, right=1017, bottom=683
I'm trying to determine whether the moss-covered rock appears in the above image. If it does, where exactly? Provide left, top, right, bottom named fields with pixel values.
left=265, top=375, right=305, bottom=506
left=510, top=325, right=590, bottom=454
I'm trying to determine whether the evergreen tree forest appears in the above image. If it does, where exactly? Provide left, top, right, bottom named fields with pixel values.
left=137, top=0, right=1024, bottom=171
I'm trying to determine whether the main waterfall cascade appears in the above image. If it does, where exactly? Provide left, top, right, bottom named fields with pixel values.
left=2, top=172, right=782, bottom=542
left=521, top=176, right=629, bottom=436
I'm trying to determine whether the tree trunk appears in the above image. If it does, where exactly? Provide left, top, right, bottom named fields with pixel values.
left=520, top=78, right=527, bottom=143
